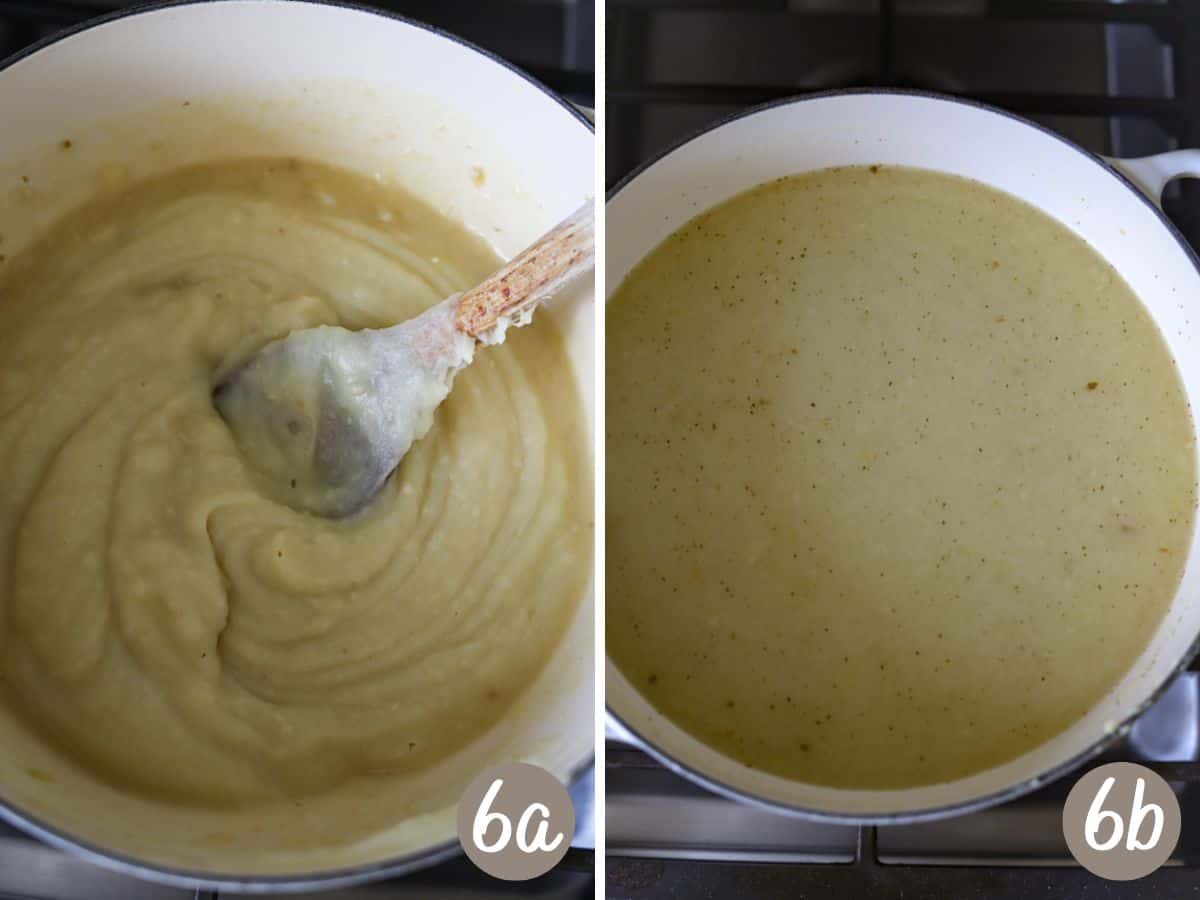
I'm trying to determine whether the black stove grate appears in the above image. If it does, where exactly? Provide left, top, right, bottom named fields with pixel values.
left=609, top=669, right=1200, bottom=898
left=606, top=0, right=1200, bottom=249
left=607, top=738, right=1200, bottom=899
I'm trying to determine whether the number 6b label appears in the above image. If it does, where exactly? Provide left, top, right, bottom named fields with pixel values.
left=456, top=762, right=575, bottom=880
left=1062, top=762, right=1181, bottom=880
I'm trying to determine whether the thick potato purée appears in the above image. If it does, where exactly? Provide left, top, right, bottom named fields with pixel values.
left=0, top=158, right=591, bottom=805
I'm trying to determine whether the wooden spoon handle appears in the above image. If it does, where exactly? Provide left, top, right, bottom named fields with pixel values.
left=454, top=202, right=594, bottom=339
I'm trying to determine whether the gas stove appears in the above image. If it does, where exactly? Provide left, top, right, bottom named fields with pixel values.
left=605, top=2, right=1200, bottom=898
left=607, top=0, right=1200, bottom=248
left=607, top=675, right=1200, bottom=898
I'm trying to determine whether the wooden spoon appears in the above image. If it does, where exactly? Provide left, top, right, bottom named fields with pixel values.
left=214, top=203, right=593, bottom=518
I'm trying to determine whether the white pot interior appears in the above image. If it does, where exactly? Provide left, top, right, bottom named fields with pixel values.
left=606, top=91, right=1200, bottom=820
left=0, top=0, right=593, bottom=880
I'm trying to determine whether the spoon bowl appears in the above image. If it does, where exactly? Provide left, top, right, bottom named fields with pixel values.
left=217, top=203, right=593, bottom=516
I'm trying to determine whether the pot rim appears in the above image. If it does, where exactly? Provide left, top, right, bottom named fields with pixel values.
left=0, top=0, right=592, bottom=891
left=604, top=85, right=1200, bottom=826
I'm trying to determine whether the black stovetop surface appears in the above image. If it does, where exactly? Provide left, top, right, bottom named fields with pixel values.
left=607, top=0, right=1200, bottom=250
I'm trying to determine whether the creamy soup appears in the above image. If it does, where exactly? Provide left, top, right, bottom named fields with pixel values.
left=607, top=166, right=1196, bottom=789
left=0, top=158, right=591, bottom=806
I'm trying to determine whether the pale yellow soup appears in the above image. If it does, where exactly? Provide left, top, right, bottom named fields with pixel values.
left=607, top=166, right=1196, bottom=789
left=0, top=158, right=591, bottom=809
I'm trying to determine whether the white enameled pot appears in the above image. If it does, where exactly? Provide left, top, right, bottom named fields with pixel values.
left=0, top=0, right=593, bottom=890
left=606, top=89, right=1200, bottom=824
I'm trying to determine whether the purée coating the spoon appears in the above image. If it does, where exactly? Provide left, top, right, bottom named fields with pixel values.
left=215, top=202, right=593, bottom=518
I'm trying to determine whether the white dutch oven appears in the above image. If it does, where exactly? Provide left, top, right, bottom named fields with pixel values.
left=606, top=89, right=1200, bottom=824
left=0, top=0, right=593, bottom=890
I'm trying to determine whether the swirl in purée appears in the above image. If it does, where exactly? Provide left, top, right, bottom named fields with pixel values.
left=0, top=159, right=591, bottom=805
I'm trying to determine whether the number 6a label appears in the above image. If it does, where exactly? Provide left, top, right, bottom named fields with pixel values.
left=1063, top=762, right=1181, bottom=881
left=457, top=762, right=575, bottom=880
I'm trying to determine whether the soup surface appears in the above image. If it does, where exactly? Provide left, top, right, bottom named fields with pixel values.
left=607, top=166, right=1196, bottom=789
left=0, top=158, right=591, bottom=806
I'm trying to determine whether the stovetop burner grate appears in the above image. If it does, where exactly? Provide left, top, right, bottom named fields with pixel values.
left=606, top=0, right=1200, bottom=249
left=608, top=673, right=1200, bottom=898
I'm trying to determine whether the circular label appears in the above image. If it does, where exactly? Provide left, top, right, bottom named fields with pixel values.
left=456, top=762, right=575, bottom=881
left=1062, top=762, right=1180, bottom=880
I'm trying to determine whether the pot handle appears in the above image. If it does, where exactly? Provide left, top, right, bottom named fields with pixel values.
left=1105, top=149, right=1200, bottom=206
